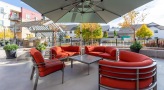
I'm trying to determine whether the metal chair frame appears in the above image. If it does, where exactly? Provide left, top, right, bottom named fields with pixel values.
left=30, top=56, right=64, bottom=90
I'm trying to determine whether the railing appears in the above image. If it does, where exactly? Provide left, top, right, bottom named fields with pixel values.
left=9, top=37, right=164, bottom=49
left=55, top=38, right=164, bottom=48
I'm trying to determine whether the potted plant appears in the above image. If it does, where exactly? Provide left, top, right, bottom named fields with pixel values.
left=36, top=43, right=47, bottom=55
left=130, top=41, right=142, bottom=53
left=3, top=44, right=18, bottom=59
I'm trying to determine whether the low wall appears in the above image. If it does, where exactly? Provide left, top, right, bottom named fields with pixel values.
left=119, top=48, right=164, bottom=59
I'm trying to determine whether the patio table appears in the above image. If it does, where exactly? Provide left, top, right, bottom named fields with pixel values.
left=68, top=54, right=102, bottom=75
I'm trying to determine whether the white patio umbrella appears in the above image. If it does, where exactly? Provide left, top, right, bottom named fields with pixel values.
left=22, top=0, right=152, bottom=53
left=21, top=0, right=152, bottom=23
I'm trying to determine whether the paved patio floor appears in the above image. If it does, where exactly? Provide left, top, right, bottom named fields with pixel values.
left=0, top=58, right=163, bottom=90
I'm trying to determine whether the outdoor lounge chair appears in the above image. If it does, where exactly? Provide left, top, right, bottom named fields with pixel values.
left=98, top=50, right=157, bottom=90
left=30, top=48, right=65, bottom=90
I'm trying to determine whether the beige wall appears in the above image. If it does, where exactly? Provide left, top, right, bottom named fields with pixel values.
left=16, top=27, right=35, bottom=39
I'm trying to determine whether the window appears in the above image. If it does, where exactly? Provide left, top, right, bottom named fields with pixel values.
left=0, top=7, right=4, bottom=14
left=26, top=14, right=30, bottom=20
left=34, top=17, right=38, bottom=21
left=0, top=20, right=3, bottom=26
left=154, top=30, right=158, bottom=33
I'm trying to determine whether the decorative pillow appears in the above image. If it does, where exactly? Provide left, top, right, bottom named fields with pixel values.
left=85, top=46, right=94, bottom=53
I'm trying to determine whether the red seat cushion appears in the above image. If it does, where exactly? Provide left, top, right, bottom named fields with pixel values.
left=55, top=52, right=69, bottom=59
left=100, top=76, right=152, bottom=89
left=88, top=52, right=103, bottom=57
left=99, top=53, right=116, bottom=60
left=65, top=51, right=80, bottom=56
left=39, top=60, right=64, bottom=77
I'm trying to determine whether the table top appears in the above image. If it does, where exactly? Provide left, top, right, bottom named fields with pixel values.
left=69, top=54, right=102, bottom=64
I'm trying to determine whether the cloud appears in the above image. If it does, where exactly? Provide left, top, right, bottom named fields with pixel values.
left=144, top=0, right=164, bottom=25
left=109, top=0, right=164, bottom=27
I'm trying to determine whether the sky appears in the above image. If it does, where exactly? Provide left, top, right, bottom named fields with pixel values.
left=109, top=0, right=164, bottom=27
left=0, top=0, right=164, bottom=27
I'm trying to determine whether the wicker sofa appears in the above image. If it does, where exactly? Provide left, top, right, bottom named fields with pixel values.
left=50, top=46, right=80, bottom=59
left=85, top=46, right=117, bottom=60
left=99, top=50, right=157, bottom=90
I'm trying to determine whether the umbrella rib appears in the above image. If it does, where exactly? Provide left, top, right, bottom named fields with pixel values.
left=55, top=2, right=81, bottom=22
left=88, top=5, right=107, bottom=23
left=42, top=1, right=81, bottom=15
left=90, top=3, right=121, bottom=17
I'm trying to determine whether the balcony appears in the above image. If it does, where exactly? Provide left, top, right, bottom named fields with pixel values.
left=9, top=16, right=21, bottom=21
left=9, top=12, right=21, bottom=21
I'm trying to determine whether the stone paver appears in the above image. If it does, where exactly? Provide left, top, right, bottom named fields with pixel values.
left=0, top=47, right=163, bottom=90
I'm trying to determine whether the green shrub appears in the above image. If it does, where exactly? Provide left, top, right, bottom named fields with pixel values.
left=130, top=41, right=142, bottom=50
left=36, top=43, right=46, bottom=51
left=3, top=44, right=18, bottom=51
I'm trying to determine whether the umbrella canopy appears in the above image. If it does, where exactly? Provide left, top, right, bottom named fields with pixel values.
left=22, top=0, right=152, bottom=23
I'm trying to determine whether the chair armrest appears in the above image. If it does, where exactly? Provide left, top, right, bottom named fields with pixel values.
left=33, top=62, right=46, bottom=68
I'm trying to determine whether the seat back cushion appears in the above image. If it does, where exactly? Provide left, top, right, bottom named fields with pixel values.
left=69, top=46, right=80, bottom=52
left=30, top=48, right=45, bottom=64
left=120, top=50, right=150, bottom=62
left=105, top=47, right=116, bottom=56
left=61, top=46, right=80, bottom=52
left=93, top=46, right=105, bottom=52
left=61, top=46, right=70, bottom=51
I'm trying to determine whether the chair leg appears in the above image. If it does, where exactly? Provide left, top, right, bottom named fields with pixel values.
left=30, top=66, right=35, bottom=80
left=62, top=68, right=64, bottom=84
left=98, top=85, right=100, bottom=90
left=33, top=73, right=39, bottom=90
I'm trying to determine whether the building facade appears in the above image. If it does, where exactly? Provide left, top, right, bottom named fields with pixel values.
left=108, top=22, right=164, bottom=39
left=0, top=1, right=42, bottom=40
left=0, top=1, right=21, bottom=29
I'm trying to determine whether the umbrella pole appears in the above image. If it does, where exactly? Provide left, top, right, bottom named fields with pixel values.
left=80, top=22, right=82, bottom=55
left=80, top=14, right=83, bottom=55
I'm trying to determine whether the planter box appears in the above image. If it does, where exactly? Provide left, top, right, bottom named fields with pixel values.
left=5, top=50, right=17, bottom=59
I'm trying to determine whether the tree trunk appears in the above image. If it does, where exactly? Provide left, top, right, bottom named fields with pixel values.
left=131, top=26, right=136, bottom=42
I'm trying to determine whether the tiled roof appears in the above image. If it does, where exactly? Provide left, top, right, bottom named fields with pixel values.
left=64, top=24, right=110, bottom=31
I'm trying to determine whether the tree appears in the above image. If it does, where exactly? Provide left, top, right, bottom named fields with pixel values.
left=26, top=33, right=34, bottom=39
left=0, top=28, right=14, bottom=39
left=136, top=24, right=154, bottom=42
left=65, top=35, right=70, bottom=39
left=75, top=23, right=103, bottom=43
left=114, top=30, right=117, bottom=37
left=119, top=10, right=147, bottom=41
left=103, top=31, right=108, bottom=38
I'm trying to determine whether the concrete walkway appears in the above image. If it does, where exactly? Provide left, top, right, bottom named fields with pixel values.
left=0, top=57, right=164, bottom=90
